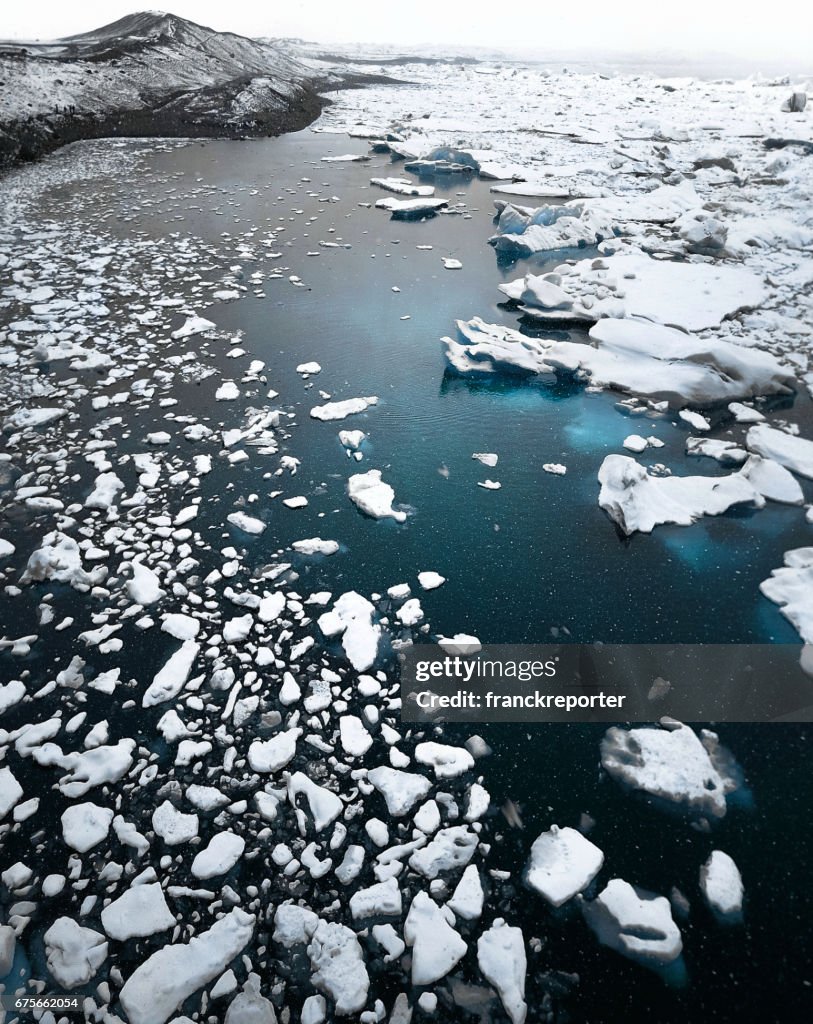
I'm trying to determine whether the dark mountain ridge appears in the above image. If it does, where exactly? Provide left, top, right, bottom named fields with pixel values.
left=0, top=11, right=355, bottom=171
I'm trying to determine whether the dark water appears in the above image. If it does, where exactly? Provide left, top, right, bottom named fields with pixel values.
left=5, top=129, right=813, bottom=1022
left=88, top=131, right=813, bottom=649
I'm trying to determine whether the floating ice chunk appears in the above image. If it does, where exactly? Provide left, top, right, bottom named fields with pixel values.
left=679, top=410, right=711, bottom=432
left=437, top=634, right=482, bottom=654
left=0, top=538, right=15, bottom=558
left=699, top=850, right=744, bottom=917
left=292, top=538, right=339, bottom=555
left=371, top=923, right=405, bottom=963
left=171, top=316, right=215, bottom=339
left=0, top=925, right=15, bottom=975
left=583, top=879, right=682, bottom=965
left=477, top=919, right=527, bottom=1024
left=258, top=592, right=286, bottom=623
left=0, top=766, right=24, bottom=821
left=543, top=463, right=567, bottom=475
left=562, top=318, right=790, bottom=406
left=526, top=825, right=604, bottom=907
left=21, top=531, right=105, bottom=590
left=443, top=258, right=463, bottom=269
left=297, top=361, right=322, bottom=374
left=308, top=920, right=369, bottom=1015
left=128, top=561, right=165, bottom=605
left=274, top=904, right=319, bottom=947
left=311, top=397, right=378, bottom=421
left=348, top=469, right=406, bottom=522
left=60, top=801, right=114, bottom=853
left=396, top=598, right=424, bottom=626
left=739, top=454, right=804, bottom=505
left=500, top=251, right=767, bottom=332
left=623, top=434, right=649, bottom=453
left=44, top=918, right=108, bottom=989
left=322, top=149, right=370, bottom=160
left=760, top=547, right=813, bottom=643
left=248, top=728, right=301, bottom=772
left=338, top=429, right=366, bottom=450
left=223, top=975, right=276, bottom=1023
left=746, top=425, right=813, bottom=480
left=4, top=406, right=67, bottom=431
left=368, top=766, right=431, bottom=816
left=375, top=196, right=449, bottom=218
left=216, top=381, right=240, bottom=401
left=371, top=177, right=435, bottom=196
left=318, top=591, right=381, bottom=671
left=442, top=317, right=554, bottom=378
left=415, top=741, right=474, bottom=779
left=418, top=571, right=446, bottom=590
left=339, top=715, right=372, bottom=757
left=161, top=613, right=200, bottom=641
left=490, top=201, right=611, bottom=256
left=349, top=877, right=402, bottom=920
left=478, top=479, right=501, bottom=490
left=227, top=511, right=266, bottom=535
left=119, top=909, right=255, bottom=1024
left=284, top=495, right=311, bottom=512
left=404, top=891, right=467, bottom=985
left=414, top=799, right=441, bottom=833
left=686, top=437, right=747, bottom=465
left=448, top=864, right=485, bottom=920
left=597, top=455, right=761, bottom=535
left=187, top=785, right=230, bottom=812
left=224, top=613, right=253, bottom=643
left=152, top=801, right=199, bottom=845
left=729, top=402, right=764, bottom=423
left=288, top=772, right=343, bottom=832
left=101, top=883, right=175, bottom=941
left=601, top=722, right=737, bottom=817
left=191, top=832, right=246, bottom=879
left=85, top=471, right=124, bottom=509
left=143, top=641, right=200, bottom=706
left=52, top=740, right=132, bottom=799
left=302, top=995, right=327, bottom=1024
left=409, top=825, right=478, bottom=878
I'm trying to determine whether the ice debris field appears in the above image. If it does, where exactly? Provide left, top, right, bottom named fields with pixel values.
left=0, top=50, right=811, bottom=1024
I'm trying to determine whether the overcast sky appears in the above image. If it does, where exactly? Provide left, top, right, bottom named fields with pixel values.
left=3, top=1, right=812, bottom=63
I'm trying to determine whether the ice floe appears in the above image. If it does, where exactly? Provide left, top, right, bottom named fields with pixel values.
left=760, top=547, right=813, bottom=642
left=601, top=721, right=738, bottom=817
left=700, top=850, right=744, bottom=917
left=526, top=825, right=604, bottom=907
left=583, top=878, right=682, bottom=965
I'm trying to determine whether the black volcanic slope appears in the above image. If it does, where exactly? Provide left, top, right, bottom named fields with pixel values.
left=0, top=11, right=340, bottom=170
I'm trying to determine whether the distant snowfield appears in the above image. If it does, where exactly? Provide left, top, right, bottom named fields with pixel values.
left=0, top=44, right=811, bottom=1024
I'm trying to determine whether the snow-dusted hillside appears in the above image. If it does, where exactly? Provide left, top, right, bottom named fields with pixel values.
left=0, top=11, right=336, bottom=169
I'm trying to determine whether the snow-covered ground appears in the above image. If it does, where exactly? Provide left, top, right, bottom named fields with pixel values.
left=0, top=38, right=810, bottom=1024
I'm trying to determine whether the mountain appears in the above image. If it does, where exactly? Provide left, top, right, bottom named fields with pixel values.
left=0, top=11, right=339, bottom=170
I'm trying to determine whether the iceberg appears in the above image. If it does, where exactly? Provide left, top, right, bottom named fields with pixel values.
left=500, top=252, right=769, bottom=332
left=119, top=909, right=255, bottom=1024
left=348, top=470, right=406, bottom=522
left=760, top=547, right=813, bottom=643
left=526, top=825, right=604, bottom=907
left=583, top=879, right=682, bottom=965
left=601, top=722, right=738, bottom=817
